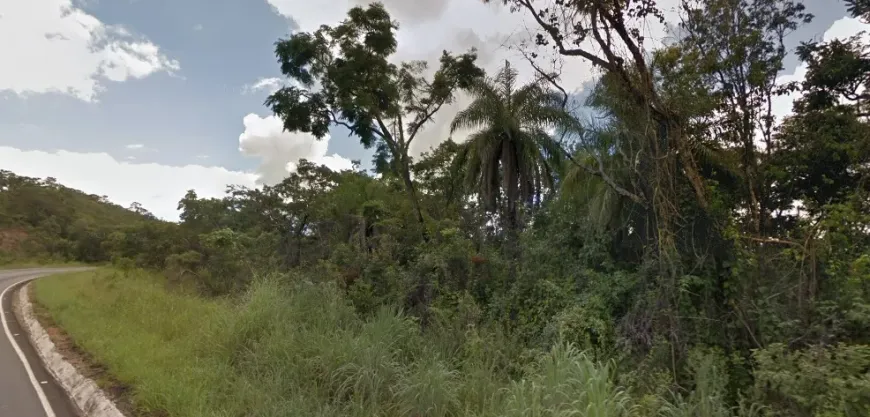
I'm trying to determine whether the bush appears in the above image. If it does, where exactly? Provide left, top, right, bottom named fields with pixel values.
left=753, top=343, right=870, bottom=417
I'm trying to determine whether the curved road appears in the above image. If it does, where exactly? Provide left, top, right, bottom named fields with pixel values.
left=0, top=268, right=89, bottom=417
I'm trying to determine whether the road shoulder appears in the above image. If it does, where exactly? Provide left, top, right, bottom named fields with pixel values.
left=14, top=282, right=128, bottom=417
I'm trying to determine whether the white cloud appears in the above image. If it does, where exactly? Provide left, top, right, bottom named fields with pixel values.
left=244, top=77, right=284, bottom=94
left=0, top=0, right=179, bottom=102
left=125, top=143, right=145, bottom=150
left=238, top=113, right=354, bottom=185
left=0, top=146, right=257, bottom=221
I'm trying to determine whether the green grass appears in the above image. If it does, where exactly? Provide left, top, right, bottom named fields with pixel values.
left=34, top=269, right=703, bottom=417
left=33, top=269, right=234, bottom=416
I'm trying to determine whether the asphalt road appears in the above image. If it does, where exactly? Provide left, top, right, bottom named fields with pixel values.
left=0, top=268, right=90, bottom=417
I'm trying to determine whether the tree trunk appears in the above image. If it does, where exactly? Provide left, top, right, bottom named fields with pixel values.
left=501, top=141, right=521, bottom=284
left=672, top=126, right=709, bottom=211
left=292, top=216, right=307, bottom=267
left=398, top=154, right=429, bottom=240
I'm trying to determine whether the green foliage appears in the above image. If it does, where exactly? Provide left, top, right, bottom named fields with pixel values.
left=14, top=1, right=870, bottom=416
left=450, top=61, right=570, bottom=221
left=500, top=343, right=633, bottom=417
left=266, top=3, right=484, bottom=229
left=0, top=170, right=168, bottom=265
left=754, top=343, right=870, bottom=416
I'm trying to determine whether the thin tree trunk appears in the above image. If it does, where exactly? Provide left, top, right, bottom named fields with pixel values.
left=291, top=216, right=307, bottom=267
left=398, top=154, right=429, bottom=241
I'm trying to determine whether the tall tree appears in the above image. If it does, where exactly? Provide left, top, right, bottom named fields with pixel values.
left=674, top=0, right=812, bottom=234
left=767, top=0, right=870, bottom=216
left=265, top=3, right=484, bottom=232
left=450, top=61, right=568, bottom=234
left=487, top=0, right=711, bottom=216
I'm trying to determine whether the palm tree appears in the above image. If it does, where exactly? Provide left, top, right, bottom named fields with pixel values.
left=450, top=61, right=574, bottom=234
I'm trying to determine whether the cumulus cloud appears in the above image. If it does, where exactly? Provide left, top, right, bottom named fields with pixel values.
left=125, top=143, right=145, bottom=150
left=238, top=113, right=354, bottom=185
left=0, top=0, right=179, bottom=102
left=0, top=146, right=256, bottom=221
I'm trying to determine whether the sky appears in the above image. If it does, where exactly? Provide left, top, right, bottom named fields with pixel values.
left=0, top=0, right=865, bottom=220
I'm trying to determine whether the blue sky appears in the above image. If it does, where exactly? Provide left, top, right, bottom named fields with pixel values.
left=0, top=0, right=861, bottom=220
left=0, top=0, right=361, bottom=170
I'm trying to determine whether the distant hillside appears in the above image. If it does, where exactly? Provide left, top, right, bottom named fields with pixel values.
left=0, top=170, right=167, bottom=264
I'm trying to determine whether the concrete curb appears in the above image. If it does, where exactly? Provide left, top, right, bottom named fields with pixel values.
left=15, top=282, right=126, bottom=417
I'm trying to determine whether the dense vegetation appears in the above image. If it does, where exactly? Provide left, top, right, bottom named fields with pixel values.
left=0, top=170, right=163, bottom=265
left=14, top=0, right=870, bottom=416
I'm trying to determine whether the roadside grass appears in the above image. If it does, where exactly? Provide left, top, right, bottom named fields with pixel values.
left=33, top=269, right=639, bottom=417
left=33, top=269, right=234, bottom=416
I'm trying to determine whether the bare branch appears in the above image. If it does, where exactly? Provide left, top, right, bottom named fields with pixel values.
left=520, top=49, right=568, bottom=109
left=563, top=148, right=648, bottom=207
left=515, top=0, right=612, bottom=69
left=406, top=101, right=446, bottom=146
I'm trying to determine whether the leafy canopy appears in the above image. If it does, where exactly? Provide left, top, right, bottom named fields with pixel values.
left=265, top=3, right=484, bottom=170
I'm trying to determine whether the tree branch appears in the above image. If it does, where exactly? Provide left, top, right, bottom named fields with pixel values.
left=406, top=101, right=446, bottom=146
left=520, top=49, right=568, bottom=109
left=564, top=148, right=647, bottom=207
left=374, top=115, right=400, bottom=157
left=595, top=3, right=652, bottom=83
left=739, top=235, right=805, bottom=249
left=516, top=0, right=612, bottom=70
left=329, top=110, right=388, bottom=140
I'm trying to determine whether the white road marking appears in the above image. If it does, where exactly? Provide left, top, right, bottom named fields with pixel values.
left=1, top=278, right=57, bottom=417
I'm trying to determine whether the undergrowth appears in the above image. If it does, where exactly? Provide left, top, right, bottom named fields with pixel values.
left=33, top=269, right=864, bottom=417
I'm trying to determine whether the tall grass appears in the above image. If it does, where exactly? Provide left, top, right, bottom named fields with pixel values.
left=34, top=269, right=739, bottom=417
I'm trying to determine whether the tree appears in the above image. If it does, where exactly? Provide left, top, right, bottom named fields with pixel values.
left=561, top=130, right=632, bottom=233
left=795, top=33, right=870, bottom=116
left=178, top=190, right=229, bottom=233
left=128, top=202, right=156, bottom=219
left=846, top=0, right=870, bottom=20
left=412, top=139, right=467, bottom=217
left=488, top=0, right=711, bottom=215
left=253, top=160, right=340, bottom=267
left=767, top=0, right=870, bottom=215
left=265, top=3, right=484, bottom=232
left=673, top=0, right=812, bottom=234
left=450, top=61, right=568, bottom=233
